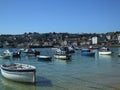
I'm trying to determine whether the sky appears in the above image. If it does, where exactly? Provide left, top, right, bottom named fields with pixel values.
left=0, top=0, right=120, bottom=34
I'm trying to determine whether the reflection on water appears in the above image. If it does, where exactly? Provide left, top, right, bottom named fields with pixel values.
left=36, top=76, right=53, bottom=87
left=98, top=55, right=112, bottom=60
left=54, top=59, right=72, bottom=64
left=0, top=76, right=53, bottom=90
left=0, top=77, right=36, bottom=90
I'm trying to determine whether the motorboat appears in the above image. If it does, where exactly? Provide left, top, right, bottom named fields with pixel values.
left=23, top=48, right=40, bottom=56
left=54, top=54, right=71, bottom=60
left=9, top=49, right=21, bottom=58
left=81, top=49, right=95, bottom=57
left=37, top=55, right=52, bottom=61
left=88, top=45, right=99, bottom=50
left=99, top=51, right=112, bottom=55
left=81, top=48, right=90, bottom=52
left=3, top=50, right=13, bottom=57
left=1, top=63, right=36, bottom=83
left=0, top=54, right=11, bottom=59
left=0, top=50, right=13, bottom=59
left=99, top=47, right=112, bottom=55
left=54, top=48, right=71, bottom=60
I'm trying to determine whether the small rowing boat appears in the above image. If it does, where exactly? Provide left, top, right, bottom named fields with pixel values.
left=1, top=63, right=36, bottom=83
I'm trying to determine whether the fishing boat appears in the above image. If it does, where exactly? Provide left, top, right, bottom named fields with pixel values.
left=1, top=63, right=36, bottom=83
left=12, top=52, right=21, bottom=58
left=54, top=54, right=71, bottom=60
left=88, top=45, right=99, bottom=50
left=37, top=55, right=52, bottom=61
left=0, top=54, right=11, bottom=59
left=54, top=48, right=71, bottom=60
left=68, top=46, right=75, bottom=53
left=3, top=50, right=13, bottom=56
left=99, top=47, right=112, bottom=55
left=23, top=48, right=40, bottom=56
left=9, top=49, right=21, bottom=58
left=81, top=48, right=90, bottom=52
left=99, top=51, right=112, bottom=55
left=0, top=50, right=13, bottom=59
left=81, top=49, right=95, bottom=57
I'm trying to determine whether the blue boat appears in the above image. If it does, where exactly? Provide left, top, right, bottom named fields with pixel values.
left=81, top=49, right=95, bottom=57
left=81, top=51, right=95, bottom=57
left=81, top=49, right=90, bottom=52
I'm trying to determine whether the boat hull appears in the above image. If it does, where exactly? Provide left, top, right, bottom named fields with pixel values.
left=1, top=64, right=36, bottom=83
left=54, top=54, right=71, bottom=60
left=0, top=55, right=11, bottom=59
left=37, top=55, right=52, bottom=61
left=81, top=52, right=95, bottom=57
left=88, top=47, right=99, bottom=50
left=81, top=49, right=90, bottom=52
left=99, top=51, right=112, bottom=55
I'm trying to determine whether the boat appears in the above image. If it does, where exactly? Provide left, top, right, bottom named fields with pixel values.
left=99, top=51, right=112, bottom=55
left=9, top=49, right=21, bottom=58
left=12, top=52, right=21, bottom=58
left=0, top=54, right=11, bottom=59
left=74, top=47, right=80, bottom=50
left=99, top=47, right=112, bottom=55
left=24, top=48, right=40, bottom=56
left=37, top=55, right=52, bottom=61
left=0, top=50, right=13, bottom=59
left=68, top=46, right=75, bottom=53
left=59, top=46, right=75, bottom=54
left=1, top=63, right=36, bottom=83
left=81, top=51, right=95, bottom=57
left=88, top=45, right=99, bottom=50
left=81, top=49, right=95, bottom=57
left=19, top=48, right=25, bottom=52
left=54, top=54, right=71, bottom=60
left=54, top=48, right=71, bottom=60
left=81, top=48, right=90, bottom=52
left=3, top=50, right=13, bottom=57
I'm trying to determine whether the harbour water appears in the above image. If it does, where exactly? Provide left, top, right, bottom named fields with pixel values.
left=0, top=47, right=120, bottom=90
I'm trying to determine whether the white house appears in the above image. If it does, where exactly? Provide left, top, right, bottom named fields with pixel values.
left=106, top=35, right=111, bottom=40
left=92, top=37, right=98, bottom=44
left=118, top=35, right=120, bottom=43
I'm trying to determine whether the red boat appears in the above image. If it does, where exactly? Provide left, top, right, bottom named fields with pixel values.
left=88, top=46, right=99, bottom=50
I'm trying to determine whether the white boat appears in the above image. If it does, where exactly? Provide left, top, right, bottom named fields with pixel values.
left=54, top=48, right=71, bottom=60
left=37, top=55, right=52, bottom=61
left=1, top=63, right=36, bottom=83
left=99, top=51, right=112, bottom=55
left=99, top=47, right=112, bottom=55
left=0, top=54, right=11, bottom=59
left=0, top=50, right=13, bottom=59
left=54, top=54, right=71, bottom=60
left=3, top=50, right=13, bottom=56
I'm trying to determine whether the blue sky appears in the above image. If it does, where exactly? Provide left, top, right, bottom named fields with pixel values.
left=0, top=0, right=120, bottom=34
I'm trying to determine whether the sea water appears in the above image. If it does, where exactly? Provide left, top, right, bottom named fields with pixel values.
left=0, top=47, right=120, bottom=90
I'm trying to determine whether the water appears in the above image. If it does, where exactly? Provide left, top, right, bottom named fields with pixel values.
left=0, top=47, right=120, bottom=90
